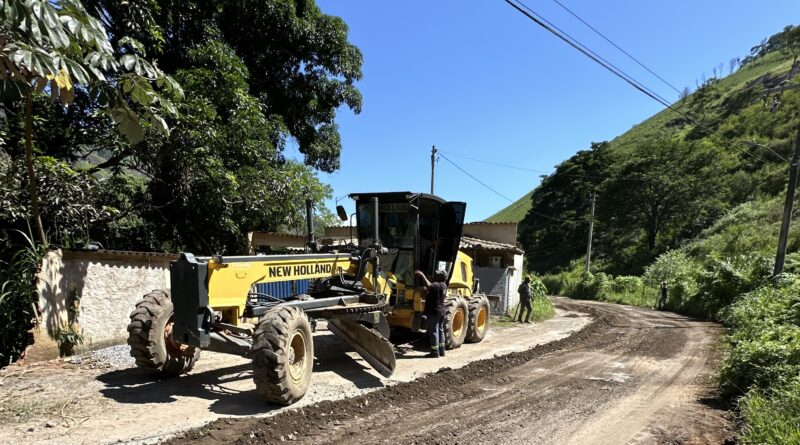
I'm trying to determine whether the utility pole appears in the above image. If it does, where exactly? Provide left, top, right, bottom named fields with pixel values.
left=430, top=145, right=437, bottom=194
left=774, top=126, right=800, bottom=275
left=584, top=190, right=596, bottom=274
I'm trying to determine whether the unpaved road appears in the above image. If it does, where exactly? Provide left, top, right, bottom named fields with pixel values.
left=170, top=299, right=734, bottom=445
left=0, top=301, right=589, bottom=445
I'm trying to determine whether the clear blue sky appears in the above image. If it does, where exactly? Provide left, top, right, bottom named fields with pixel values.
left=300, top=0, right=800, bottom=222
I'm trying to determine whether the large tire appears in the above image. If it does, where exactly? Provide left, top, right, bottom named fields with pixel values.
left=466, top=295, right=490, bottom=343
left=127, top=290, right=200, bottom=375
left=251, top=306, right=314, bottom=405
left=444, top=296, right=469, bottom=349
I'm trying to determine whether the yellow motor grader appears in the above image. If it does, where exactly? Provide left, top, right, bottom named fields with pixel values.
left=127, top=192, right=490, bottom=405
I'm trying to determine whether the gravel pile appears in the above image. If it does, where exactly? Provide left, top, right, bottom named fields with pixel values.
left=86, top=344, right=135, bottom=368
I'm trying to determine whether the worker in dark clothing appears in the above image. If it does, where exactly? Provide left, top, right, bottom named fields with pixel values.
left=517, top=276, right=533, bottom=323
left=658, top=281, right=668, bottom=310
left=415, top=269, right=448, bottom=358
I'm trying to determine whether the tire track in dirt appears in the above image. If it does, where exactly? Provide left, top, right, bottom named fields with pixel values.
left=168, top=299, right=734, bottom=445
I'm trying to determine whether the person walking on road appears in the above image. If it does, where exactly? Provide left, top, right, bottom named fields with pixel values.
left=517, top=276, right=533, bottom=323
left=657, top=281, right=668, bottom=310
left=416, top=269, right=448, bottom=358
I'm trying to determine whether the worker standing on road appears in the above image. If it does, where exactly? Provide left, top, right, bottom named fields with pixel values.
left=415, top=269, right=448, bottom=358
left=658, top=281, right=668, bottom=310
left=517, top=276, right=533, bottom=323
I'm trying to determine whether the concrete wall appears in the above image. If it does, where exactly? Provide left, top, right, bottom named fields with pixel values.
left=32, top=249, right=173, bottom=360
left=508, top=253, right=524, bottom=313
left=463, top=223, right=518, bottom=246
left=473, top=252, right=523, bottom=316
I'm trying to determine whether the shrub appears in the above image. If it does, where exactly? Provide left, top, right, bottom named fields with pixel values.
left=739, top=378, right=800, bottom=445
left=720, top=277, right=800, bottom=396
left=644, top=250, right=701, bottom=305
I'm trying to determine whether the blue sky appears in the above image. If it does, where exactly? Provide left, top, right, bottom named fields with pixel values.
left=301, top=0, right=800, bottom=222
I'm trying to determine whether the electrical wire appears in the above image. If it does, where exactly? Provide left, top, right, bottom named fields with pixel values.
left=504, top=0, right=787, bottom=165
left=549, top=0, right=683, bottom=95
left=438, top=153, right=515, bottom=203
left=439, top=149, right=656, bottom=182
left=507, top=0, right=674, bottom=109
left=439, top=153, right=580, bottom=223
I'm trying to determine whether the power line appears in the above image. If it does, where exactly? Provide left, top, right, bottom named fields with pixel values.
left=549, top=0, right=683, bottom=95
left=438, top=153, right=515, bottom=202
left=439, top=153, right=581, bottom=223
left=507, top=0, right=674, bottom=109
left=503, top=0, right=786, bottom=165
left=439, top=149, right=655, bottom=182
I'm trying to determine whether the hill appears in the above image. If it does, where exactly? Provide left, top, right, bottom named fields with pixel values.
left=485, top=190, right=532, bottom=222
left=506, top=25, right=800, bottom=274
left=487, top=50, right=795, bottom=225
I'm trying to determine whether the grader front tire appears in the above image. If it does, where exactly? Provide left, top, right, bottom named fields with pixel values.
left=444, top=297, right=469, bottom=349
left=127, top=290, right=200, bottom=375
left=251, top=306, right=314, bottom=405
left=466, top=296, right=490, bottom=343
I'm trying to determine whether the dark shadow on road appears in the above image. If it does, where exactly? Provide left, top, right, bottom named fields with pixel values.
left=313, top=334, right=384, bottom=389
left=96, top=362, right=283, bottom=416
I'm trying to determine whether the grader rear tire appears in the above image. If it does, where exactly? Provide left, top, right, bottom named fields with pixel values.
left=127, top=290, right=200, bottom=375
left=251, top=306, right=314, bottom=405
left=466, top=296, right=490, bottom=343
left=444, top=297, right=469, bottom=349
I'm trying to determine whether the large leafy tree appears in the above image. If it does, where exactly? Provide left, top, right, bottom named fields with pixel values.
left=0, top=0, right=180, bottom=245
left=1, top=0, right=363, bottom=254
left=86, top=0, right=363, bottom=173
left=596, top=138, right=732, bottom=273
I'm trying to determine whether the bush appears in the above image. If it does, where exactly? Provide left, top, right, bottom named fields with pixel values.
left=739, top=378, right=800, bottom=445
left=719, top=277, right=800, bottom=396
left=540, top=274, right=565, bottom=295
left=0, top=230, right=46, bottom=366
left=694, top=254, right=772, bottom=320
left=644, top=250, right=701, bottom=305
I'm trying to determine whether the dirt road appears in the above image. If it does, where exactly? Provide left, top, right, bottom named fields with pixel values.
left=170, top=299, right=734, bottom=445
left=0, top=302, right=589, bottom=445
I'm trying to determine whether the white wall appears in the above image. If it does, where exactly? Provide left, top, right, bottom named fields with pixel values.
left=34, top=249, right=172, bottom=358
left=463, top=223, right=518, bottom=246
left=507, top=253, right=524, bottom=314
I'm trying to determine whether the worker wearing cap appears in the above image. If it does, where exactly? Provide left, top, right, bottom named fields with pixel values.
left=415, top=269, right=448, bottom=358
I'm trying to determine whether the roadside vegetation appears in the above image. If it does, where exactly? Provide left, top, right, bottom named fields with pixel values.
left=510, top=26, right=800, bottom=443
left=0, top=1, right=362, bottom=365
left=494, top=275, right=554, bottom=327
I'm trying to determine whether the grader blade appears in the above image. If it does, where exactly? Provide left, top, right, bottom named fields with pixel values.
left=328, top=318, right=396, bottom=377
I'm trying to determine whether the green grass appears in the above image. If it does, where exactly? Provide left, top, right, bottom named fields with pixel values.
left=485, top=190, right=532, bottom=223
left=493, top=296, right=556, bottom=327
left=739, top=380, right=800, bottom=445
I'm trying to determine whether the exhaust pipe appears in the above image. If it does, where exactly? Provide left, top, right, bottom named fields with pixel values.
left=306, top=199, right=316, bottom=252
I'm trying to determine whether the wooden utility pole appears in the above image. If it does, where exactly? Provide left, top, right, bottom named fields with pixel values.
left=584, top=190, right=596, bottom=273
left=430, top=145, right=437, bottom=194
left=774, top=126, right=800, bottom=275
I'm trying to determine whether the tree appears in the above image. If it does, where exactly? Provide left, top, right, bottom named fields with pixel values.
left=519, top=142, right=611, bottom=272
left=87, top=0, right=363, bottom=173
left=597, top=138, right=731, bottom=271
left=137, top=38, right=335, bottom=253
left=0, top=0, right=181, bottom=245
left=779, top=25, right=800, bottom=78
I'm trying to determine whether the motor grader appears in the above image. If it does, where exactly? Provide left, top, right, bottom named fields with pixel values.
left=126, top=192, right=490, bottom=405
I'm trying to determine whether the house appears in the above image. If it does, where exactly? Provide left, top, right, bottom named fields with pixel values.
left=459, top=222, right=525, bottom=316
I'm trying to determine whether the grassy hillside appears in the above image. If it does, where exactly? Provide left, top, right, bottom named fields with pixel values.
left=486, top=50, right=795, bottom=223
left=485, top=190, right=532, bottom=222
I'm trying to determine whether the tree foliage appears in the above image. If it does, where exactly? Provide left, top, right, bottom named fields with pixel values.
left=0, top=0, right=362, bottom=254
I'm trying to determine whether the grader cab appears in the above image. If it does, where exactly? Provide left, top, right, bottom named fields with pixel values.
left=127, top=192, right=490, bottom=405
